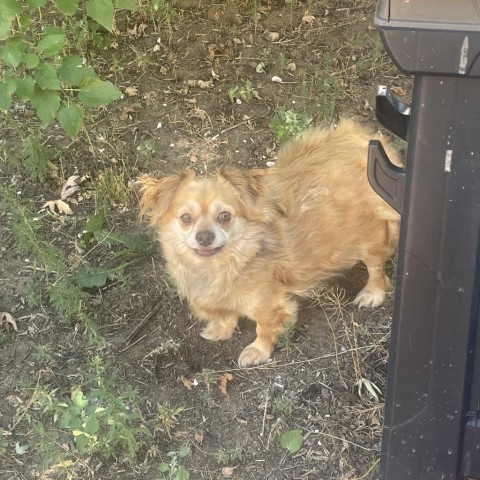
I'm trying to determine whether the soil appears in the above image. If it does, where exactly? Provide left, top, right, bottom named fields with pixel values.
left=0, top=1, right=411, bottom=479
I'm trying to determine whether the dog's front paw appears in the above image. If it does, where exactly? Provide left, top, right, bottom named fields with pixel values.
left=353, top=287, right=386, bottom=309
left=200, top=321, right=236, bottom=341
left=237, top=343, right=272, bottom=368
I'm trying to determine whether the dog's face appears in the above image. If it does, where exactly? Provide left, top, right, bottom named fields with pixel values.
left=139, top=169, right=266, bottom=259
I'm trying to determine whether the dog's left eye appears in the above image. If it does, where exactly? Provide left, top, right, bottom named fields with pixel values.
left=217, top=211, right=231, bottom=223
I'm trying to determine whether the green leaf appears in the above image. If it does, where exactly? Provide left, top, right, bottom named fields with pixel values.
left=84, top=416, right=100, bottom=434
left=55, top=0, right=79, bottom=15
left=58, top=55, right=96, bottom=86
left=72, top=389, right=89, bottom=409
left=58, top=103, right=84, bottom=139
left=158, top=463, right=170, bottom=473
left=22, top=52, right=40, bottom=68
left=178, top=446, right=191, bottom=458
left=34, top=62, right=61, bottom=90
left=280, top=429, right=303, bottom=454
left=37, top=27, right=66, bottom=57
left=115, top=0, right=138, bottom=11
left=94, top=230, right=153, bottom=253
left=176, top=466, right=190, bottom=480
left=0, top=15, right=14, bottom=40
left=30, top=88, right=60, bottom=124
left=86, top=0, right=114, bottom=32
left=17, top=12, right=31, bottom=31
left=78, top=77, right=122, bottom=107
left=0, top=0, right=22, bottom=16
left=74, top=433, right=89, bottom=453
left=80, top=209, right=105, bottom=245
left=0, top=78, right=16, bottom=110
left=85, top=209, right=105, bottom=233
left=15, top=76, right=35, bottom=100
left=74, top=264, right=126, bottom=289
left=27, top=0, right=48, bottom=8
left=1, top=37, right=28, bottom=68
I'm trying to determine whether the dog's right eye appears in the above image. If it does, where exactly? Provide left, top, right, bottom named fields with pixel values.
left=180, top=213, right=193, bottom=224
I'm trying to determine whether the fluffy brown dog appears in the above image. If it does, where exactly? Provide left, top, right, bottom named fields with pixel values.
left=139, top=119, right=401, bottom=367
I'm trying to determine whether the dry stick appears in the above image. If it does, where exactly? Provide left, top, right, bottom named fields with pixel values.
left=123, top=302, right=162, bottom=347
left=211, top=107, right=270, bottom=140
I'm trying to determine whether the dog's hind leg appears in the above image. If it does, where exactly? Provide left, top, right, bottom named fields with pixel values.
left=353, top=256, right=390, bottom=308
left=237, top=297, right=297, bottom=367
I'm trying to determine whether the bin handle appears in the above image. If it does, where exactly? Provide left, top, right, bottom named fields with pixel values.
left=368, top=140, right=406, bottom=215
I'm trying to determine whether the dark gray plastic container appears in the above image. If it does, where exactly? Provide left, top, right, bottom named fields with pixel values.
left=369, top=1, right=480, bottom=479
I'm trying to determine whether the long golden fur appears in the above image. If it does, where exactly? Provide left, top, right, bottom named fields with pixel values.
left=139, top=119, right=401, bottom=367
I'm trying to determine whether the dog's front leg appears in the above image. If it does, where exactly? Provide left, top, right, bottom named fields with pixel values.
left=237, top=298, right=297, bottom=368
left=191, top=304, right=239, bottom=341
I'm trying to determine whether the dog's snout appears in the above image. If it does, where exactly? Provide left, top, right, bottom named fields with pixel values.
left=196, top=230, right=215, bottom=247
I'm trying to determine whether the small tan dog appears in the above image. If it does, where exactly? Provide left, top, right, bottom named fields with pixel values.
left=139, top=119, right=401, bottom=367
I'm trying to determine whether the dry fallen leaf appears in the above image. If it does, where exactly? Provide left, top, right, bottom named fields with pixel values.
left=267, top=32, right=280, bottom=42
left=61, top=175, right=82, bottom=200
left=302, top=11, right=316, bottom=23
left=219, top=373, right=233, bottom=398
left=0, top=312, right=18, bottom=331
left=186, top=79, right=214, bottom=90
left=181, top=377, right=193, bottom=390
left=125, top=86, right=139, bottom=97
left=221, top=466, right=236, bottom=477
left=41, top=200, right=73, bottom=215
left=391, top=85, right=408, bottom=96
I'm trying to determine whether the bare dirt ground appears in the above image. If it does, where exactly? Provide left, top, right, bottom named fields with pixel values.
left=0, top=1, right=411, bottom=479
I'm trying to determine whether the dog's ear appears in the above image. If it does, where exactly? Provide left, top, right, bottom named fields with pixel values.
left=218, top=167, right=267, bottom=220
left=138, top=170, right=193, bottom=225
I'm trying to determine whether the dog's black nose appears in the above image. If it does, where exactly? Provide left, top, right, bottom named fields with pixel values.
left=196, top=230, right=215, bottom=247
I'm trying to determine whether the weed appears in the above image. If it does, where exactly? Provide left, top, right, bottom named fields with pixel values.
left=31, top=343, right=55, bottom=366
left=314, top=51, right=345, bottom=121
left=93, top=167, right=134, bottom=209
left=137, top=139, right=167, bottom=157
left=272, top=395, right=296, bottom=415
left=276, top=52, right=293, bottom=71
left=197, top=368, right=218, bottom=394
left=269, top=106, right=313, bottom=143
left=21, top=134, right=56, bottom=180
left=216, top=441, right=244, bottom=465
left=158, top=446, right=191, bottom=480
left=154, top=403, right=186, bottom=439
left=1, top=188, right=63, bottom=274
left=1, top=187, right=148, bottom=344
left=32, top=356, right=150, bottom=461
left=228, top=80, right=259, bottom=104
left=0, top=430, right=8, bottom=456
left=276, top=321, right=297, bottom=353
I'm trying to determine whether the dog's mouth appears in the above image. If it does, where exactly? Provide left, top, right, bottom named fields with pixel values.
left=193, top=246, right=223, bottom=257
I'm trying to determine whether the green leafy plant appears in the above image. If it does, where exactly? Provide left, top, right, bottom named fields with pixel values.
left=29, top=356, right=150, bottom=466
left=269, top=106, right=313, bottom=143
left=228, top=80, right=259, bottom=104
left=1, top=188, right=148, bottom=344
left=158, top=447, right=191, bottom=480
left=0, top=0, right=132, bottom=139
left=216, top=441, right=244, bottom=465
